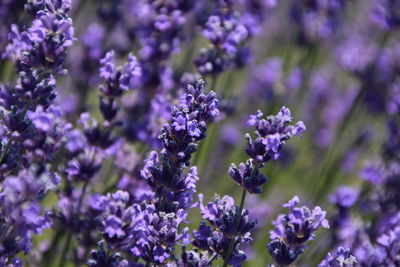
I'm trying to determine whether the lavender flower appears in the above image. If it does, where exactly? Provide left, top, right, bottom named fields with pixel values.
left=195, top=11, right=250, bottom=75
left=370, top=0, right=400, bottom=30
left=194, top=194, right=256, bottom=266
left=91, top=190, right=190, bottom=265
left=229, top=160, right=268, bottom=194
left=6, top=0, right=75, bottom=75
left=247, top=107, right=305, bottom=162
left=268, top=196, right=329, bottom=265
left=0, top=0, right=74, bottom=177
left=1, top=0, right=399, bottom=265
left=329, top=186, right=359, bottom=209
left=290, top=0, right=348, bottom=44
left=142, top=79, right=219, bottom=205
left=329, top=186, right=359, bottom=248
left=229, top=106, right=305, bottom=193
left=319, top=247, right=357, bottom=267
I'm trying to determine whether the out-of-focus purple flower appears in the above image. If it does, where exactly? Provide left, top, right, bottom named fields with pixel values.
left=245, top=58, right=284, bottom=102
left=220, top=123, right=241, bottom=145
left=360, top=162, right=386, bottom=185
left=352, top=217, right=400, bottom=266
left=329, top=186, right=359, bottom=208
left=370, top=0, right=400, bottom=30
left=286, top=67, right=302, bottom=92
left=195, top=11, right=250, bottom=75
left=303, top=70, right=358, bottom=148
left=376, top=223, right=400, bottom=264
left=238, top=0, right=277, bottom=35
left=81, top=23, right=105, bottom=60
left=290, top=0, right=348, bottom=44
left=336, top=35, right=376, bottom=74
left=387, top=79, right=400, bottom=115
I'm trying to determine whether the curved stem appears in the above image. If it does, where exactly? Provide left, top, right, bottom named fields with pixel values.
left=222, top=188, right=247, bottom=267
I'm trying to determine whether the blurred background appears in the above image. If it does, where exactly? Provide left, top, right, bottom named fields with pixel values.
left=1, top=0, right=399, bottom=266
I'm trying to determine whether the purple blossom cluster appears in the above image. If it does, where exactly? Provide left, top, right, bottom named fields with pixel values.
left=1, top=0, right=400, bottom=266
left=195, top=12, right=249, bottom=75
left=290, top=0, right=348, bottom=44
left=268, top=196, right=330, bottom=265
left=228, top=107, right=305, bottom=194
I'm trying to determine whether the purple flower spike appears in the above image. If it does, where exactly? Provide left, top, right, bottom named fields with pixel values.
left=246, top=106, right=306, bottom=164
left=142, top=80, right=219, bottom=196
left=268, top=196, right=329, bottom=266
left=230, top=106, right=305, bottom=194
left=329, top=186, right=359, bottom=208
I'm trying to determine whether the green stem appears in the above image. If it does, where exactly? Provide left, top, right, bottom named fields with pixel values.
left=222, top=188, right=247, bottom=267
left=41, top=230, right=64, bottom=265
left=210, top=76, right=218, bottom=92
left=58, top=180, right=89, bottom=266
left=207, top=253, right=218, bottom=265
left=77, top=180, right=89, bottom=214
left=59, top=234, right=72, bottom=267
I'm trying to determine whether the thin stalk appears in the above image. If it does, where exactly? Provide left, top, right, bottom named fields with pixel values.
left=58, top=178, right=89, bottom=266
left=210, top=76, right=218, bottom=92
left=207, top=253, right=218, bottom=265
left=77, top=180, right=89, bottom=214
left=59, top=234, right=72, bottom=267
left=222, top=188, right=247, bottom=267
left=41, top=230, right=64, bottom=265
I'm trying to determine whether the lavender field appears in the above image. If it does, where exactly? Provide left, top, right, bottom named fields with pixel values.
left=0, top=0, right=399, bottom=266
